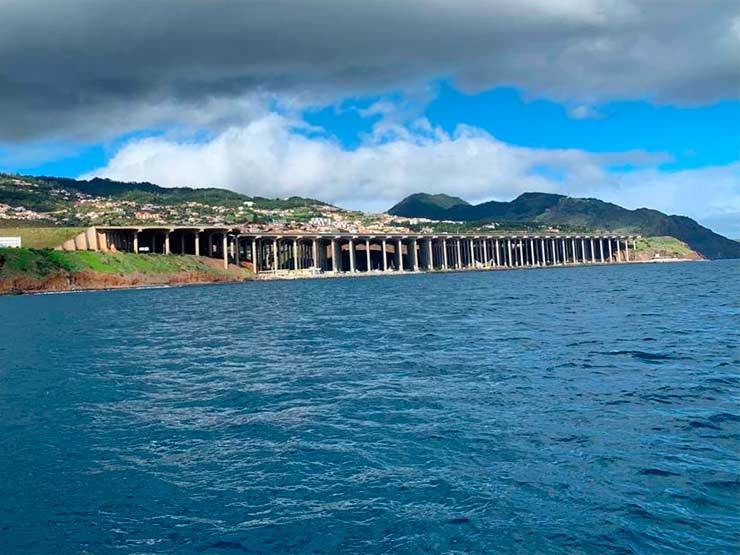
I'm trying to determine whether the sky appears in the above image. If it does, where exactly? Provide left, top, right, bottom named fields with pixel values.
left=0, top=1, right=738, bottom=235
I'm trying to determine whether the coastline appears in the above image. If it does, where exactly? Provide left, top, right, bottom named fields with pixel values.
left=0, top=269, right=249, bottom=296
left=0, top=256, right=705, bottom=296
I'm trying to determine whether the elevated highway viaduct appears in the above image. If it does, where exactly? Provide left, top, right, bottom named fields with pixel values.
left=73, top=226, right=640, bottom=276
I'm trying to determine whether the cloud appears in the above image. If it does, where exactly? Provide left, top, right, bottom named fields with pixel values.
left=1, top=0, right=738, bottom=142
left=83, top=111, right=740, bottom=236
left=567, top=105, right=603, bottom=120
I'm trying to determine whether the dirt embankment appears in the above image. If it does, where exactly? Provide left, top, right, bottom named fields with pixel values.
left=0, top=249, right=252, bottom=295
left=630, top=250, right=703, bottom=262
left=0, top=269, right=247, bottom=295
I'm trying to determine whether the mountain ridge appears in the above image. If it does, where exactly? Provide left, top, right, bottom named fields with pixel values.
left=388, top=192, right=740, bottom=260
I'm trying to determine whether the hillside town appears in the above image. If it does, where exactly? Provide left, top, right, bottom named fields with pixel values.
left=0, top=173, right=445, bottom=235
left=3, top=173, right=563, bottom=236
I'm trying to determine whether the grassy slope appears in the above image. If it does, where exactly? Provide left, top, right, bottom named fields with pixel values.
left=631, top=236, right=697, bottom=258
left=0, top=227, right=84, bottom=248
left=0, top=249, right=248, bottom=279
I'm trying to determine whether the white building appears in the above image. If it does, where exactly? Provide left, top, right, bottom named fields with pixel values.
left=0, top=236, right=22, bottom=248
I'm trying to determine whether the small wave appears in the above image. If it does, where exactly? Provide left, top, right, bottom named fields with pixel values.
left=601, top=350, right=675, bottom=361
left=704, top=479, right=740, bottom=491
left=639, top=468, right=680, bottom=477
left=709, top=412, right=740, bottom=424
left=198, top=540, right=249, bottom=553
left=685, top=420, right=722, bottom=431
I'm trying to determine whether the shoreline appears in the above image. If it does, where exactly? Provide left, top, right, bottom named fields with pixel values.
left=0, top=257, right=705, bottom=296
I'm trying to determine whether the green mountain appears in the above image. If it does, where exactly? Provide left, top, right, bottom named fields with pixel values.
left=34, top=176, right=326, bottom=209
left=0, top=173, right=325, bottom=212
left=389, top=192, right=740, bottom=260
left=0, top=173, right=329, bottom=227
left=388, top=193, right=469, bottom=220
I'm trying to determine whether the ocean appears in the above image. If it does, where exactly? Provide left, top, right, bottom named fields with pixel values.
left=1, top=260, right=738, bottom=553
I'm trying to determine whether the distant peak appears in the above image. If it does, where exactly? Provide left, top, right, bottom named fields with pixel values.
left=513, top=192, right=566, bottom=201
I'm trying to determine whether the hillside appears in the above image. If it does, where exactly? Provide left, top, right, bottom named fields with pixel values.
left=0, top=173, right=328, bottom=227
left=389, top=192, right=740, bottom=260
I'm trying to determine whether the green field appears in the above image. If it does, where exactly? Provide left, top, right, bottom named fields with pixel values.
left=0, top=248, right=249, bottom=279
left=0, top=226, right=84, bottom=249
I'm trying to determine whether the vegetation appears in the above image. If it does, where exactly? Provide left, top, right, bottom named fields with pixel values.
left=0, top=227, right=84, bottom=248
left=0, top=248, right=247, bottom=279
left=33, top=176, right=326, bottom=209
left=0, top=173, right=328, bottom=227
left=388, top=193, right=469, bottom=220
left=632, top=236, right=696, bottom=258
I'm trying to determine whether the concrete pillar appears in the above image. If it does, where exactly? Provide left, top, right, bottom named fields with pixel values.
left=207, top=233, right=213, bottom=257
left=366, top=238, right=371, bottom=271
left=529, top=239, right=535, bottom=266
left=580, top=238, right=586, bottom=263
left=293, top=239, right=299, bottom=270
left=615, top=238, right=621, bottom=262
left=608, top=238, right=613, bottom=261
left=541, top=239, right=546, bottom=266
left=590, top=238, right=596, bottom=263
left=165, top=231, right=171, bottom=255
left=252, top=239, right=258, bottom=273
left=349, top=239, right=356, bottom=272
left=133, top=231, right=139, bottom=254
left=412, top=239, right=419, bottom=270
left=331, top=239, right=338, bottom=272
left=507, top=239, right=513, bottom=268
left=312, top=239, right=319, bottom=269
left=468, top=239, right=475, bottom=267
left=599, top=238, right=604, bottom=263
left=456, top=239, right=462, bottom=269
left=194, top=231, right=200, bottom=256
left=482, top=239, right=489, bottom=267
left=382, top=238, right=388, bottom=271
left=222, top=234, right=228, bottom=269
left=427, top=239, right=434, bottom=270
left=550, top=239, right=556, bottom=265
left=519, top=240, right=524, bottom=267
left=624, top=239, right=630, bottom=262
left=442, top=238, right=448, bottom=270
left=273, top=238, right=279, bottom=271
left=83, top=227, right=97, bottom=251
left=396, top=238, right=403, bottom=271
left=494, top=239, right=500, bottom=267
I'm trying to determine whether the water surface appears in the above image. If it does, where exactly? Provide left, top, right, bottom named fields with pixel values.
left=1, top=261, right=738, bottom=553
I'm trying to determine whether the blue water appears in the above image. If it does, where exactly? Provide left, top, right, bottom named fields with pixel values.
left=1, top=261, right=738, bottom=553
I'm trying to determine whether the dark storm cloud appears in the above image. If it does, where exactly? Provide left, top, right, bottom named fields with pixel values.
left=0, top=0, right=738, bottom=141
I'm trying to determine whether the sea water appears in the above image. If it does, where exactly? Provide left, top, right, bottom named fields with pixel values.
left=1, top=261, right=738, bottom=553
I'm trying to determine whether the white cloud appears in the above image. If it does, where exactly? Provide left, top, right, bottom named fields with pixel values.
left=567, top=105, right=603, bottom=120
left=83, top=110, right=740, bottom=236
